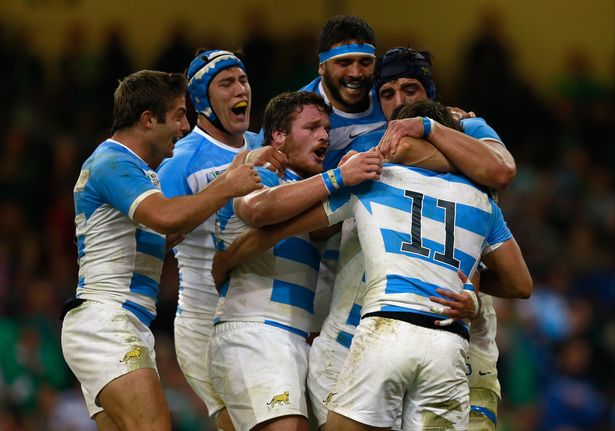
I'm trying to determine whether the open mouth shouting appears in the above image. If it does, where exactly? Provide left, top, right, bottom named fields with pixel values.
left=313, top=144, right=328, bottom=165
left=231, top=100, right=248, bottom=117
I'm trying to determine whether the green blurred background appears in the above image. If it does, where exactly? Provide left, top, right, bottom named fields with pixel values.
left=0, top=0, right=613, bottom=430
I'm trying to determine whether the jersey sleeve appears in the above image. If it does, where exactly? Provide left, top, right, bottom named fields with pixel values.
left=255, top=166, right=282, bottom=188
left=483, top=200, right=513, bottom=255
left=323, top=188, right=354, bottom=225
left=157, top=157, right=192, bottom=198
left=461, top=117, right=504, bottom=145
left=92, top=156, right=161, bottom=220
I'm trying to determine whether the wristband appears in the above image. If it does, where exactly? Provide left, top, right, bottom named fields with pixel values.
left=321, top=172, right=336, bottom=194
left=422, top=117, right=434, bottom=139
left=333, top=168, right=345, bottom=188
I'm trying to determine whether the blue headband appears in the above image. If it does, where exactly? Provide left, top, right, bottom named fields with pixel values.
left=186, top=50, right=246, bottom=132
left=319, top=43, right=376, bottom=64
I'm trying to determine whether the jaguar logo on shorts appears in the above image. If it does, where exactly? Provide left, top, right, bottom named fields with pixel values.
left=267, top=391, right=290, bottom=407
left=120, top=347, right=142, bottom=363
left=323, top=392, right=336, bottom=404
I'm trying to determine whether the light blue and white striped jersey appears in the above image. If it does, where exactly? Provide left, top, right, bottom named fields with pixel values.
left=322, top=116, right=505, bottom=347
left=73, top=139, right=165, bottom=326
left=157, top=127, right=261, bottom=318
left=324, top=163, right=512, bottom=330
left=300, top=78, right=386, bottom=170
left=215, top=168, right=321, bottom=337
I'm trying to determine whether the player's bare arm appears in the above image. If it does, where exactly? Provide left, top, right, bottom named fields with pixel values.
left=379, top=117, right=516, bottom=190
left=477, top=238, right=533, bottom=299
left=134, top=151, right=262, bottom=235
left=212, top=203, right=330, bottom=288
left=235, top=150, right=382, bottom=227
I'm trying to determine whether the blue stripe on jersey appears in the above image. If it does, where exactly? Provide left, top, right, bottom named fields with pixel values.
left=487, top=201, right=512, bottom=245
left=336, top=330, right=354, bottom=348
left=386, top=274, right=457, bottom=300
left=264, top=320, right=309, bottom=338
left=219, top=278, right=230, bottom=297
left=273, top=237, right=320, bottom=271
left=77, top=277, right=85, bottom=289
left=270, top=280, right=315, bottom=313
left=122, top=300, right=156, bottom=326
left=381, top=228, right=475, bottom=276
left=322, top=249, right=340, bottom=260
left=135, top=230, right=166, bottom=261
left=345, top=303, right=362, bottom=326
left=77, top=236, right=85, bottom=259
left=129, top=273, right=159, bottom=298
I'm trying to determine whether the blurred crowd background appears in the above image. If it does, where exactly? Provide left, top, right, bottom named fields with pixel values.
left=0, top=1, right=613, bottom=430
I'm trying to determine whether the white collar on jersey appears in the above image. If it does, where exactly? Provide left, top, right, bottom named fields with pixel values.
left=106, top=139, right=150, bottom=166
left=193, top=126, right=249, bottom=153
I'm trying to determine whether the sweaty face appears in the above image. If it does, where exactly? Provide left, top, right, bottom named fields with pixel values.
left=208, top=67, right=251, bottom=135
left=319, top=43, right=375, bottom=113
left=378, top=77, right=428, bottom=120
left=152, top=95, right=189, bottom=161
left=281, top=105, right=330, bottom=178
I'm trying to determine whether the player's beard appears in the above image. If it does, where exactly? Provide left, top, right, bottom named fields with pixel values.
left=322, top=72, right=372, bottom=112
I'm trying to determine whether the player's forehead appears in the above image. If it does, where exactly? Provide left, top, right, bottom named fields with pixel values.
left=292, top=104, right=329, bottom=126
left=380, top=77, right=424, bottom=91
left=166, top=95, right=187, bottom=114
left=211, top=67, right=248, bottom=84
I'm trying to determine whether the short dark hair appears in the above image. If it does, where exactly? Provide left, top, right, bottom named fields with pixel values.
left=317, top=15, right=376, bottom=53
left=392, top=100, right=463, bottom=132
left=112, top=70, right=187, bottom=133
left=262, top=92, right=331, bottom=145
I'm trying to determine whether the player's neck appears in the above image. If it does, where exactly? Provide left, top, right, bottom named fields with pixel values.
left=111, top=130, right=157, bottom=168
left=197, top=117, right=244, bottom=148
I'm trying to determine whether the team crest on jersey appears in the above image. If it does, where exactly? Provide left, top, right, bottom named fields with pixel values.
left=267, top=391, right=290, bottom=407
left=143, top=169, right=160, bottom=188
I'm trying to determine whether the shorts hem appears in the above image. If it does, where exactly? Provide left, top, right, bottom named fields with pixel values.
left=328, top=406, right=393, bottom=428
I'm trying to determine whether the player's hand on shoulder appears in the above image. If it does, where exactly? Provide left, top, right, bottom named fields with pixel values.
left=339, top=148, right=383, bottom=186
left=447, top=106, right=476, bottom=121
left=223, top=162, right=263, bottom=197
left=247, top=146, right=287, bottom=177
left=378, top=117, right=423, bottom=158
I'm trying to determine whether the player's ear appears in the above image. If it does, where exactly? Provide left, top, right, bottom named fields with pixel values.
left=140, top=110, right=156, bottom=129
left=318, top=62, right=325, bottom=77
left=271, top=129, right=286, bottom=150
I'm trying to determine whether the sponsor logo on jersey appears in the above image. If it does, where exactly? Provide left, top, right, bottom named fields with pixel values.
left=144, top=169, right=160, bottom=188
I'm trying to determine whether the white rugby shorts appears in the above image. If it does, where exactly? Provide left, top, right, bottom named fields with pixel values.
left=174, top=314, right=225, bottom=416
left=327, top=316, right=469, bottom=430
left=61, top=300, right=157, bottom=417
left=208, top=321, right=309, bottom=430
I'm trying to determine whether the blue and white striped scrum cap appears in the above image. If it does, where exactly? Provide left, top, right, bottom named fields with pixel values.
left=186, top=50, right=246, bottom=124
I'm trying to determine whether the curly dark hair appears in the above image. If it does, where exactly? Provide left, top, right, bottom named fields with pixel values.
left=317, top=15, right=376, bottom=53
left=262, top=92, right=332, bottom=145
